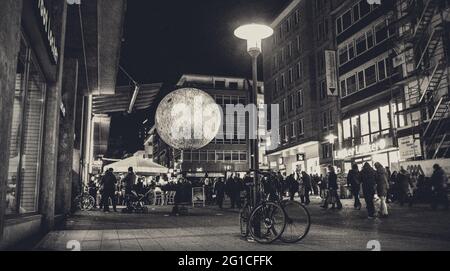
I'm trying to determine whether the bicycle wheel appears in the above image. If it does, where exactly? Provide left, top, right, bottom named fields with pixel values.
left=248, top=202, right=286, bottom=244
left=279, top=200, right=311, bottom=243
left=80, top=195, right=95, bottom=211
left=239, top=203, right=252, bottom=238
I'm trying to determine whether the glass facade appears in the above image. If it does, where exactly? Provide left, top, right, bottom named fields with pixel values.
left=6, top=35, right=46, bottom=215
left=341, top=102, right=405, bottom=148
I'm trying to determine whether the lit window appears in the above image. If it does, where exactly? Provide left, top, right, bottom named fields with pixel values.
left=370, top=109, right=380, bottom=133
left=380, top=105, right=390, bottom=130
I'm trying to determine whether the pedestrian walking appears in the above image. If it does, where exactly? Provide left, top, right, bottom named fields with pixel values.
left=360, top=163, right=377, bottom=219
left=430, top=164, right=449, bottom=211
left=287, top=173, right=298, bottom=201
left=397, top=167, right=413, bottom=207
left=100, top=168, right=118, bottom=212
left=347, top=163, right=361, bottom=210
left=213, top=177, right=226, bottom=209
left=322, top=166, right=342, bottom=210
left=301, top=172, right=312, bottom=205
left=374, top=162, right=389, bottom=218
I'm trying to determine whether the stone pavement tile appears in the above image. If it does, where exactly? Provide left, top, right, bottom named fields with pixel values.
left=130, top=229, right=152, bottom=239
left=144, top=228, right=167, bottom=238
left=81, top=240, right=101, bottom=251
left=102, top=230, right=119, bottom=240
left=117, top=230, right=137, bottom=240
left=137, top=238, right=165, bottom=251
left=119, top=239, right=142, bottom=251
left=83, top=230, right=103, bottom=241
left=101, top=240, right=121, bottom=251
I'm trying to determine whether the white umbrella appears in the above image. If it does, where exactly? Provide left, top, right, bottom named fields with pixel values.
left=106, top=156, right=168, bottom=175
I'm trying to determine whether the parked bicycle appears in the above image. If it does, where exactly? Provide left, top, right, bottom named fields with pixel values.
left=73, top=185, right=95, bottom=211
left=240, top=179, right=311, bottom=244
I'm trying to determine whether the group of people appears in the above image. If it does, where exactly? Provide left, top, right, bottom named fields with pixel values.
left=88, top=167, right=138, bottom=212
left=346, top=163, right=449, bottom=218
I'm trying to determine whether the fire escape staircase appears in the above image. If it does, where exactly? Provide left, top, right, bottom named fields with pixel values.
left=413, top=0, right=439, bottom=40
left=423, top=95, right=450, bottom=158
left=416, top=25, right=443, bottom=71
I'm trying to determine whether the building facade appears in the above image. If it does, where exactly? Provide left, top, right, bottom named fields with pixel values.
left=393, top=0, right=450, bottom=161
left=262, top=0, right=346, bottom=176
left=0, top=0, right=126, bottom=249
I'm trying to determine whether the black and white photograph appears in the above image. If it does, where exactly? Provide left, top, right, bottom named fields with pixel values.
left=1, top=0, right=450, bottom=256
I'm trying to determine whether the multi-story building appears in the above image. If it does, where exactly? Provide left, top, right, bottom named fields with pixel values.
left=393, top=0, right=450, bottom=161
left=262, top=0, right=345, bottom=175
left=333, top=1, right=406, bottom=172
left=0, top=0, right=126, bottom=249
left=155, top=74, right=264, bottom=178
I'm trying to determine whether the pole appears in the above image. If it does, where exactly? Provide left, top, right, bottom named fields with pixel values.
left=249, top=49, right=260, bottom=206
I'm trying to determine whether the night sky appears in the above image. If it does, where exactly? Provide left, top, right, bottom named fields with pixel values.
left=109, top=0, right=291, bottom=157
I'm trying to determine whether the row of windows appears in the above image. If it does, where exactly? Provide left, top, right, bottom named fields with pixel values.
left=340, top=57, right=394, bottom=98
left=280, top=90, right=304, bottom=116
left=338, top=17, right=395, bottom=66
left=272, top=36, right=303, bottom=73
left=341, top=102, right=405, bottom=147
left=182, top=150, right=247, bottom=163
left=280, top=119, right=305, bottom=143
left=214, top=95, right=246, bottom=106
left=322, top=110, right=335, bottom=131
left=274, top=9, right=300, bottom=44
left=336, top=1, right=379, bottom=35
left=273, top=61, right=305, bottom=94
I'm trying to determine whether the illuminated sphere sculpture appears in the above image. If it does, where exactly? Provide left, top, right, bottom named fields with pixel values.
left=155, top=88, right=222, bottom=150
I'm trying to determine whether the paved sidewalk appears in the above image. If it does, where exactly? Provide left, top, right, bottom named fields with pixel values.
left=35, top=198, right=450, bottom=251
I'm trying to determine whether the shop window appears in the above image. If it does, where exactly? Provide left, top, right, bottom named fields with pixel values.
left=343, top=119, right=351, bottom=140
left=380, top=105, right=390, bottom=131
left=6, top=37, right=46, bottom=215
left=360, top=113, right=369, bottom=136
left=370, top=109, right=380, bottom=133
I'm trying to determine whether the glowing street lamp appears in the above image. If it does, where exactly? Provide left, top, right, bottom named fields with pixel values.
left=234, top=24, right=274, bottom=54
left=234, top=24, right=273, bottom=206
left=326, top=134, right=338, bottom=167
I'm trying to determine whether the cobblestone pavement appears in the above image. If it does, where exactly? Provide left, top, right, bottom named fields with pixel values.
left=34, top=197, right=450, bottom=251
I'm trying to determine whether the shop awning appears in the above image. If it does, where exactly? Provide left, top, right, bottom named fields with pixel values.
left=106, top=156, right=168, bottom=175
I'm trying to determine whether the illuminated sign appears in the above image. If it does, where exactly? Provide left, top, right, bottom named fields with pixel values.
left=37, top=0, right=59, bottom=63
left=335, top=139, right=388, bottom=159
left=296, top=154, right=305, bottom=161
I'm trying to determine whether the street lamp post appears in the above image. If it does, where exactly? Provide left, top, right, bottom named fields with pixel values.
left=234, top=24, right=273, bottom=206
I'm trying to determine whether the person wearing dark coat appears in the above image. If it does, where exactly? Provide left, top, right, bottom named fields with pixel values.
left=243, top=172, right=253, bottom=203
left=397, top=167, right=413, bottom=207
left=123, top=167, right=137, bottom=195
left=374, top=162, right=389, bottom=217
left=287, top=174, right=298, bottom=201
left=360, top=163, right=377, bottom=218
left=322, top=166, right=342, bottom=209
left=213, top=178, right=226, bottom=209
left=233, top=174, right=243, bottom=209
left=100, top=168, right=117, bottom=212
left=347, top=164, right=361, bottom=210
left=430, top=164, right=449, bottom=210
left=301, top=172, right=312, bottom=205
